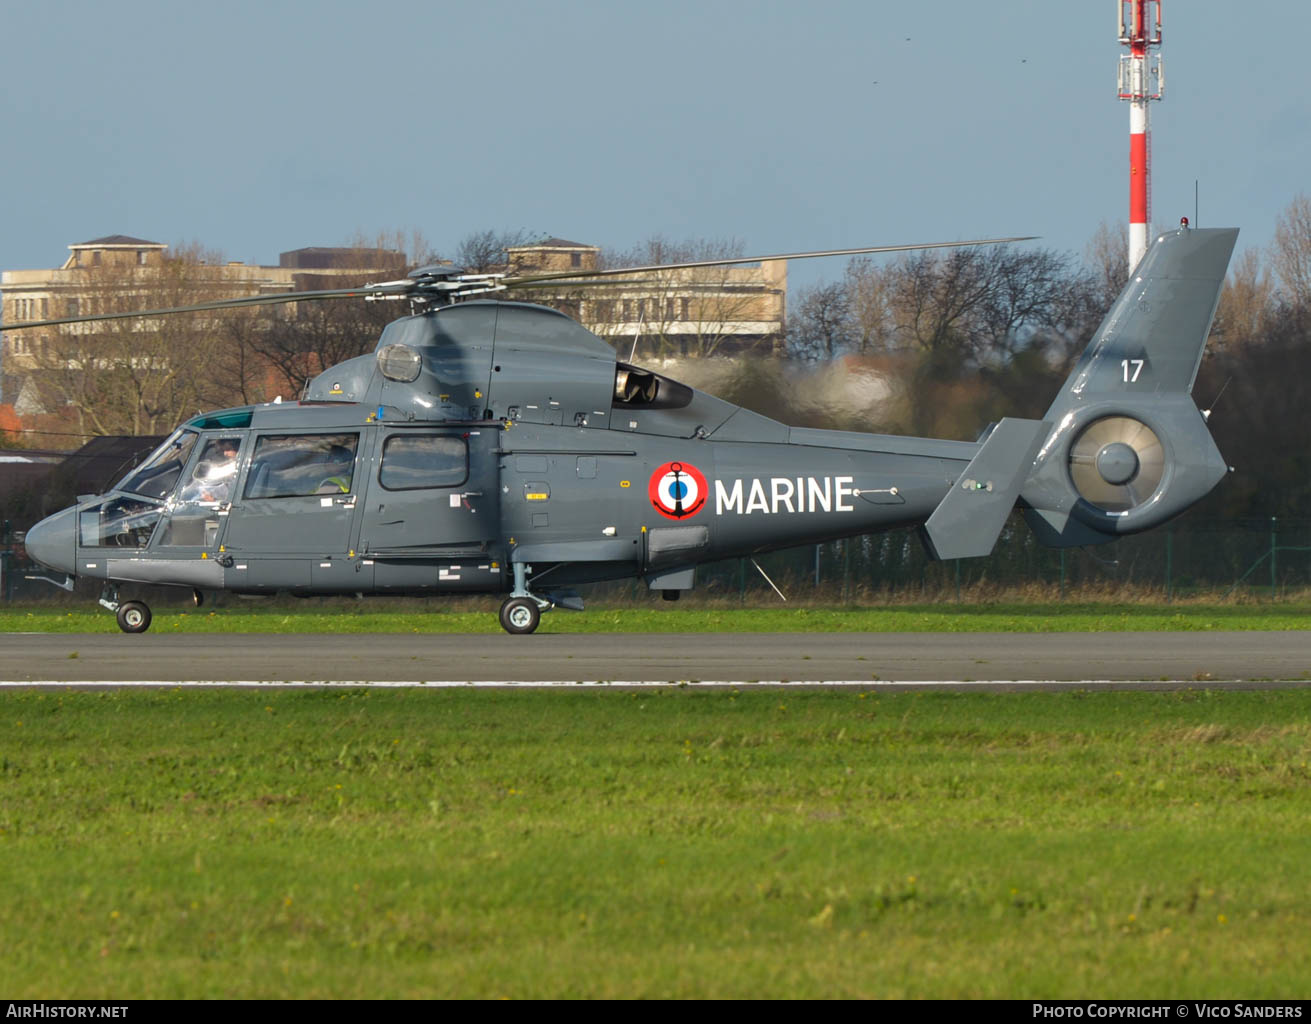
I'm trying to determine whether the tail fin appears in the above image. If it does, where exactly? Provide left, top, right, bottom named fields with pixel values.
left=1021, top=226, right=1238, bottom=546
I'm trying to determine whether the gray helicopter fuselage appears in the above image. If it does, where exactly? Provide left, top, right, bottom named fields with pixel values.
left=27, top=381, right=972, bottom=597
left=25, top=301, right=977, bottom=596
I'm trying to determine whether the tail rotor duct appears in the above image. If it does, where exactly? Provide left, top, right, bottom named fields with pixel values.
left=1068, top=415, right=1165, bottom=513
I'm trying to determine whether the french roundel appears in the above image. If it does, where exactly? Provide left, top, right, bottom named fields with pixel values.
left=649, top=461, right=708, bottom=519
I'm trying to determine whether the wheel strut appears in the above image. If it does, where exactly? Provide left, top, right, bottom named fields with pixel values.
left=500, top=562, right=550, bottom=634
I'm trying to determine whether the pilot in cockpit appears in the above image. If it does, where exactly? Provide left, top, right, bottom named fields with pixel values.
left=180, top=439, right=241, bottom=503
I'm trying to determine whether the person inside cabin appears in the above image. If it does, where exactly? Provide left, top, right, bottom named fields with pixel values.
left=180, top=439, right=241, bottom=503
left=316, top=445, right=354, bottom=494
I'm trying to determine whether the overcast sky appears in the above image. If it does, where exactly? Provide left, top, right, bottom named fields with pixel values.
left=2, top=0, right=1307, bottom=289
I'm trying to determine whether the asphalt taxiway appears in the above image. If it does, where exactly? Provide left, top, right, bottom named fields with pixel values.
left=0, top=631, right=1307, bottom=689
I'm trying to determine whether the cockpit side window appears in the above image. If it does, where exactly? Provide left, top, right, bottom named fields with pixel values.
left=119, top=430, right=199, bottom=499
left=178, top=437, right=244, bottom=504
left=244, top=434, right=359, bottom=499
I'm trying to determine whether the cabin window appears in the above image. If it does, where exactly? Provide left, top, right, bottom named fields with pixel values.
left=244, top=433, right=359, bottom=499
left=188, top=408, right=253, bottom=430
left=379, top=434, right=468, bottom=490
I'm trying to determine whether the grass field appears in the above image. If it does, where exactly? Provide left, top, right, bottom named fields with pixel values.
left=2, top=687, right=1310, bottom=998
left=3, top=598, right=1311, bottom=633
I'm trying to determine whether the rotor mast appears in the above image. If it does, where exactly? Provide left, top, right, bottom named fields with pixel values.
left=1118, top=0, right=1164, bottom=272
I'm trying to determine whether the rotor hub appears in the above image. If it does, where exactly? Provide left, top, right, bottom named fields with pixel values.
left=1068, top=415, right=1166, bottom=513
left=1095, top=441, right=1140, bottom=485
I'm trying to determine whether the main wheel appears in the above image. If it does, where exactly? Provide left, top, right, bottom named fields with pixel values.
left=499, top=596, right=541, bottom=635
left=116, top=600, right=152, bottom=634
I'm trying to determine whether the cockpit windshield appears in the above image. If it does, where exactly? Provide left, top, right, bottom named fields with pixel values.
left=116, top=429, right=199, bottom=500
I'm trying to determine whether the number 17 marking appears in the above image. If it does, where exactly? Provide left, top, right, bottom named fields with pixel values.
left=1121, top=358, right=1144, bottom=383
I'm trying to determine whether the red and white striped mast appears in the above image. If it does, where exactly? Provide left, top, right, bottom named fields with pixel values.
left=1118, top=1, right=1164, bottom=272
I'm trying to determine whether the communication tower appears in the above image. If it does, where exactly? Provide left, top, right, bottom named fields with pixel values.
left=1118, top=1, right=1164, bottom=271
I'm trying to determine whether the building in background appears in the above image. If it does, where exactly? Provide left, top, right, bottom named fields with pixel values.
left=1, top=237, right=406, bottom=444
left=507, top=238, right=787, bottom=359
left=0, top=233, right=787, bottom=443
left=1, top=236, right=404, bottom=375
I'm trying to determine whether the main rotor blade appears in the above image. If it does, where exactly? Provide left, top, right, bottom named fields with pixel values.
left=504, top=277, right=677, bottom=291
left=0, top=284, right=408, bottom=331
left=0, top=235, right=1038, bottom=332
left=500, top=236, right=1038, bottom=287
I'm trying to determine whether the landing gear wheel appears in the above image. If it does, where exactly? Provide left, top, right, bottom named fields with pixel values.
left=499, top=596, right=541, bottom=635
left=116, top=601, right=152, bottom=634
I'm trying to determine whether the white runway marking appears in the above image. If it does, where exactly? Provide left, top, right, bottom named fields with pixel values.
left=0, top=678, right=1202, bottom=689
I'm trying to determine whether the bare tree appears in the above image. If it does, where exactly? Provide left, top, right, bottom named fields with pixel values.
left=236, top=232, right=428, bottom=399
left=882, top=247, right=1001, bottom=370
left=1085, top=220, right=1129, bottom=310
left=817, top=243, right=1106, bottom=435
left=845, top=257, right=898, bottom=355
left=1271, top=194, right=1311, bottom=307
left=31, top=243, right=238, bottom=436
left=456, top=229, right=535, bottom=273
left=343, top=227, right=440, bottom=269
left=1196, top=302, right=1311, bottom=519
left=244, top=285, right=400, bottom=398
left=1212, top=247, right=1274, bottom=350
left=787, top=282, right=853, bottom=361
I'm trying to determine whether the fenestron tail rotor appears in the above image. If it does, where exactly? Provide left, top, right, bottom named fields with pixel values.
left=1068, top=415, right=1166, bottom=513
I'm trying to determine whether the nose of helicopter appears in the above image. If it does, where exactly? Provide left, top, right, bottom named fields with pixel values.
left=24, top=506, right=78, bottom=575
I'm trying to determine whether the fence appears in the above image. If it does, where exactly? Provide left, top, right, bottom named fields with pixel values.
left=674, top=515, right=1311, bottom=603
left=3, top=516, right=1310, bottom=606
left=682, top=516, right=1311, bottom=603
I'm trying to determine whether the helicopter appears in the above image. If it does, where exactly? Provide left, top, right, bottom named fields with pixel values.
left=13, top=226, right=1236, bottom=634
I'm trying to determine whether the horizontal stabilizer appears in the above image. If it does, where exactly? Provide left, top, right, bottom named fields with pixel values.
left=921, top=418, right=1049, bottom=560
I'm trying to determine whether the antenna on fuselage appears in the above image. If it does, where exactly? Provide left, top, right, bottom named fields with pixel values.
left=751, top=558, right=788, bottom=603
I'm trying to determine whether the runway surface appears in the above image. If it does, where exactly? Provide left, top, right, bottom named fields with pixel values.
left=0, top=632, right=1308, bottom=689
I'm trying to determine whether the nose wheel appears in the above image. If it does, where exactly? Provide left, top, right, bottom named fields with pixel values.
left=115, top=600, right=152, bottom=634
left=498, top=596, right=541, bottom=635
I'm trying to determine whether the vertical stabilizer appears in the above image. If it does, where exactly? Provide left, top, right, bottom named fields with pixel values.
left=1022, top=226, right=1237, bottom=545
